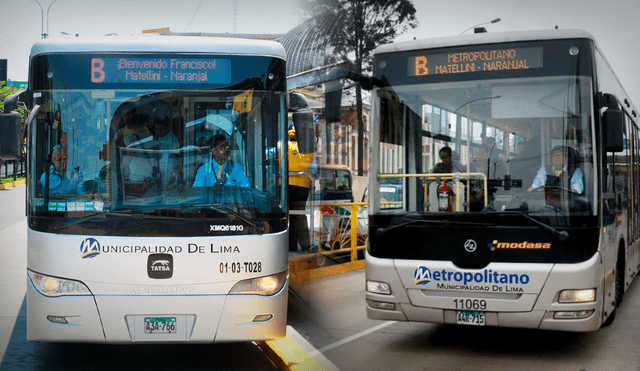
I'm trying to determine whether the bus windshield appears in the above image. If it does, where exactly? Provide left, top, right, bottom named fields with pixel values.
left=28, top=54, right=287, bottom=236
left=374, top=42, right=596, bottom=222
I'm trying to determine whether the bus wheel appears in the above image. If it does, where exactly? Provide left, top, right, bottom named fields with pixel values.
left=603, top=250, right=624, bottom=327
left=615, top=247, right=625, bottom=307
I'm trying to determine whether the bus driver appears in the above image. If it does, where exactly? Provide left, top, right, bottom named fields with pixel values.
left=528, top=145, right=584, bottom=194
left=39, top=146, right=82, bottom=194
left=192, top=133, right=250, bottom=188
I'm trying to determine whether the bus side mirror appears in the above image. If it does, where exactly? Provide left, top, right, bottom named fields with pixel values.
left=1, top=90, right=29, bottom=161
left=288, top=92, right=308, bottom=112
left=3, top=91, right=20, bottom=112
left=0, top=110, right=22, bottom=161
left=292, top=109, right=315, bottom=154
left=601, top=93, right=624, bottom=153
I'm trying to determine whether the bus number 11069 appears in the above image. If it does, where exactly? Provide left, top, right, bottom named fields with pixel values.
left=453, top=299, right=487, bottom=310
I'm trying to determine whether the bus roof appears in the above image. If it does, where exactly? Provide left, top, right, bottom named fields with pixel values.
left=30, top=35, right=287, bottom=60
left=374, top=29, right=595, bottom=55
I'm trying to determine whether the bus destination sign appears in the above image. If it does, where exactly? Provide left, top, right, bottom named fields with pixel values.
left=408, top=47, right=543, bottom=76
left=90, top=57, right=232, bottom=84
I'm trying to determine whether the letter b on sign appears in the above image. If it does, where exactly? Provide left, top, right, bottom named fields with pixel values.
left=91, top=58, right=105, bottom=83
left=415, top=56, right=428, bottom=76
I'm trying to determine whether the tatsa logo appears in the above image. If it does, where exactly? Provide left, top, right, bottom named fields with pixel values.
left=80, top=238, right=101, bottom=259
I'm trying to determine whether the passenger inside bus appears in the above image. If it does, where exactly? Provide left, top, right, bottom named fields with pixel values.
left=121, top=113, right=155, bottom=185
left=510, top=137, right=541, bottom=190
left=432, top=146, right=464, bottom=174
left=154, top=117, right=179, bottom=151
left=115, top=107, right=149, bottom=148
left=192, top=133, right=250, bottom=188
left=528, top=145, right=584, bottom=194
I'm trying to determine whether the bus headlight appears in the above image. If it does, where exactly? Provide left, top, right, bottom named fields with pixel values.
left=558, top=288, right=596, bottom=303
left=366, top=280, right=391, bottom=295
left=228, top=271, right=288, bottom=296
left=28, top=270, right=91, bottom=297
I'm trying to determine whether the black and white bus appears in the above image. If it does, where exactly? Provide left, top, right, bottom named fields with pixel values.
left=364, top=29, right=639, bottom=331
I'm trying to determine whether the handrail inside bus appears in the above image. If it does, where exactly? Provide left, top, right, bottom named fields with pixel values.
left=378, top=172, right=488, bottom=212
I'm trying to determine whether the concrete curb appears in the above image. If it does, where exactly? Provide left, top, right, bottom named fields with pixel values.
left=256, top=326, right=339, bottom=371
left=290, top=259, right=365, bottom=284
left=0, top=179, right=25, bottom=190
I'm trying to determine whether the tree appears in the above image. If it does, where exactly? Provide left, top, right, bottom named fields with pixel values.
left=297, top=0, right=418, bottom=75
left=296, top=0, right=418, bottom=175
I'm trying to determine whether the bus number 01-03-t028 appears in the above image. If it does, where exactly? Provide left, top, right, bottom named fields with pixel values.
left=219, top=262, right=262, bottom=274
left=453, top=299, right=487, bottom=310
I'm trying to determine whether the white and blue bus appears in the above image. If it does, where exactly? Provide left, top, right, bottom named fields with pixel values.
left=364, top=29, right=639, bottom=331
left=4, top=36, right=293, bottom=342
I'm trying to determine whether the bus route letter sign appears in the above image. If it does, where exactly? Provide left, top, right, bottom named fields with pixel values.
left=91, top=57, right=232, bottom=84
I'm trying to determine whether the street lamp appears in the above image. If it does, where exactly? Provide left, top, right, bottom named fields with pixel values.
left=34, top=0, right=59, bottom=38
left=34, top=0, right=45, bottom=38
left=460, top=18, right=501, bottom=35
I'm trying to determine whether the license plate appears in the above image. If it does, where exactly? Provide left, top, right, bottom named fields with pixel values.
left=144, top=317, right=177, bottom=334
left=457, top=311, right=485, bottom=326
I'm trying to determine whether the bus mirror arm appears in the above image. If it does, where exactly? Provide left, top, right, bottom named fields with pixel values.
left=344, top=71, right=385, bottom=91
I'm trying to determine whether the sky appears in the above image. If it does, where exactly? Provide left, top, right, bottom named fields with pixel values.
left=1, top=0, right=639, bottom=105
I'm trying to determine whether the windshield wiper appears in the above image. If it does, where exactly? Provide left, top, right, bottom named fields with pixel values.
left=375, top=218, right=493, bottom=238
left=505, top=211, right=569, bottom=241
left=180, top=204, right=266, bottom=233
left=51, top=212, right=178, bottom=231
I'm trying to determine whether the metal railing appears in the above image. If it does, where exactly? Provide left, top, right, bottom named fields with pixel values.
left=288, top=169, right=368, bottom=269
left=288, top=169, right=368, bottom=265
left=313, top=201, right=368, bottom=264
left=379, top=172, right=488, bottom=212
left=0, top=159, right=26, bottom=180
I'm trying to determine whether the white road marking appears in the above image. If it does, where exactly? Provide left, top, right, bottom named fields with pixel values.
left=310, top=321, right=397, bottom=356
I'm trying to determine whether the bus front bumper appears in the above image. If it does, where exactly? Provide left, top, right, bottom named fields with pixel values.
left=26, top=280, right=288, bottom=343
left=366, top=304, right=600, bottom=332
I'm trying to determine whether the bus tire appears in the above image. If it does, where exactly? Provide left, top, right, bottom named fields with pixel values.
left=603, top=246, right=625, bottom=327
left=615, top=245, right=626, bottom=307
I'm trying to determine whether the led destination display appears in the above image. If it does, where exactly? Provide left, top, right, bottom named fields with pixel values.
left=408, top=47, right=543, bottom=76
left=90, top=57, right=232, bottom=84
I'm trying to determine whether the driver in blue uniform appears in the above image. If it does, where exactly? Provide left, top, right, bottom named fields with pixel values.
left=528, top=145, right=584, bottom=194
left=192, top=133, right=250, bottom=188
left=39, top=146, right=82, bottom=194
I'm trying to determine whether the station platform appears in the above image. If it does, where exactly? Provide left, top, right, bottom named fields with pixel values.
left=258, top=255, right=366, bottom=371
